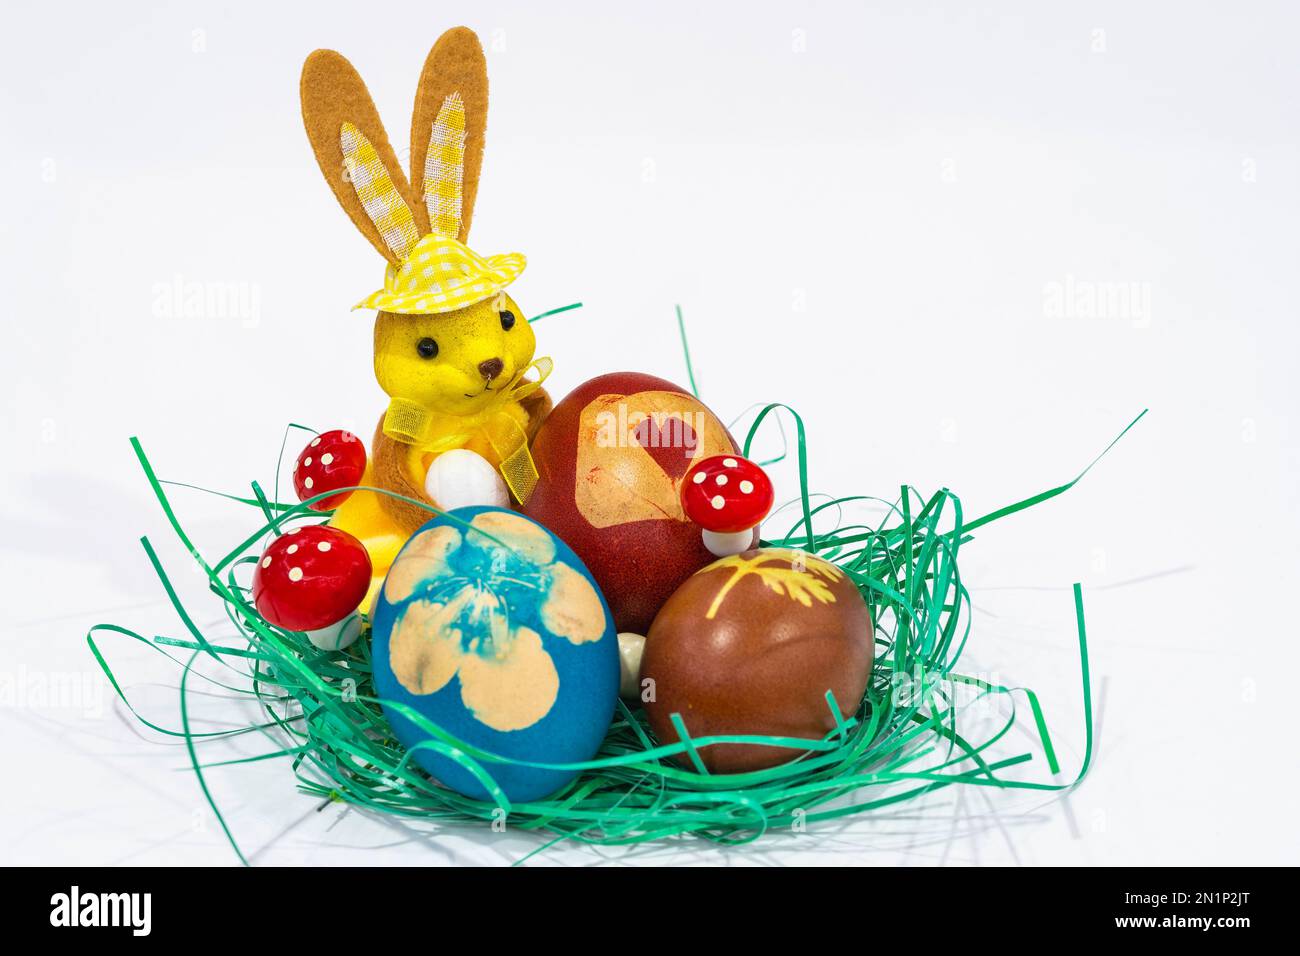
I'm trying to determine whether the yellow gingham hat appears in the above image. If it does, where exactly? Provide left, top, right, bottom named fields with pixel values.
left=341, top=92, right=525, bottom=315
left=354, top=235, right=524, bottom=314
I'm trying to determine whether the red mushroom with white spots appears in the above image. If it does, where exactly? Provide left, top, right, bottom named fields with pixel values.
left=252, top=525, right=372, bottom=650
left=680, top=454, right=775, bottom=557
left=293, top=430, right=367, bottom=511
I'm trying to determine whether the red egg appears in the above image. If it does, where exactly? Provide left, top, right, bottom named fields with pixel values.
left=292, top=429, right=367, bottom=511
left=252, top=525, right=371, bottom=631
left=523, top=372, right=743, bottom=633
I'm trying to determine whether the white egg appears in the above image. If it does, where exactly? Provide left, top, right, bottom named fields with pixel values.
left=617, top=631, right=646, bottom=699
left=423, top=448, right=509, bottom=512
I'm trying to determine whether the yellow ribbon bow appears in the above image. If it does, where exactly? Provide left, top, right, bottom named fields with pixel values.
left=381, top=357, right=553, bottom=505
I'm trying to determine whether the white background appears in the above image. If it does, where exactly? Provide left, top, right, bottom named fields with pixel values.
left=2, top=1, right=1297, bottom=866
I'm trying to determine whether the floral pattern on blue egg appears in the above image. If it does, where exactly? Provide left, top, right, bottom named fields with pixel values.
left=371, top=506, right=619, bottom=802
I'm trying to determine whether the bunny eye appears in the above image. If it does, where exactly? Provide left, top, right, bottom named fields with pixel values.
left=499, top=310, right=516, bottom=331
left=416, top=337, right=439, bottom=359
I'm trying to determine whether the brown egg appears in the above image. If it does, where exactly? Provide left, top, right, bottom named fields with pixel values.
left=523, top=372, right=744, bottom=633
left=641, top=548, right=874, bottom=773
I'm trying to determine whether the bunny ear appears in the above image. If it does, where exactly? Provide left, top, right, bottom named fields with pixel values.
left=301, top=49, right=428, bottom=264
left=410, top=27, right=488, bottom=243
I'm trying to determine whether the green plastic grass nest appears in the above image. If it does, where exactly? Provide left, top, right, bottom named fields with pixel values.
left=92, top=402, right=1139, bottom=863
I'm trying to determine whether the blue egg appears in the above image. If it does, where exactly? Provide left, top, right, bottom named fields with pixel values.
left=370, top=506, right=619, bottom=803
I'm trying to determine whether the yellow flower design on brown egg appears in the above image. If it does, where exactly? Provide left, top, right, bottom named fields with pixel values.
left=700, top=549, right=844, bottom=620
left=383, top=511, right=606, bottom=732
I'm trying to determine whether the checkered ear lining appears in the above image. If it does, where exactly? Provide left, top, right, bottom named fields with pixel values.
left=340, top=121, right=420, bottom=261
left=424, top=92, right=466, bottom=239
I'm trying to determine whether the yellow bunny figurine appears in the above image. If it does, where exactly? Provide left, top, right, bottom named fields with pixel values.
left=301, top=28, right=552, bottom=607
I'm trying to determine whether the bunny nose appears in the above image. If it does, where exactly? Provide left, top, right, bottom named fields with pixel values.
left=478, top=357, right=505, bottom=381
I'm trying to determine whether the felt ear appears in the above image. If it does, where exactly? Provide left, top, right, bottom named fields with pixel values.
left=301, top=49, right=429, bottom=264
left=410, top=27, right=488, bottom=243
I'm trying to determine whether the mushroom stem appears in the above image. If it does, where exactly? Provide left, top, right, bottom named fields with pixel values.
left=701, top=527, right=758, bottom=558
left=305, top=610, right=365, bottom=651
